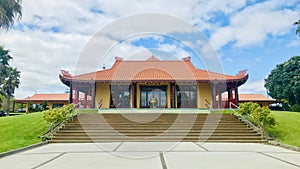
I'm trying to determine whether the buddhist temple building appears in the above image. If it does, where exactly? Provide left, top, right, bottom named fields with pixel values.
left=59, top=56, right=248, bottom=109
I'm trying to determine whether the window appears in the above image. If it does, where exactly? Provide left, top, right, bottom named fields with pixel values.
left=110, top=85, right=130, bottom=108
left=52, top=104, right=64, bottom=108
left=177, top=85, right=197, bottom=108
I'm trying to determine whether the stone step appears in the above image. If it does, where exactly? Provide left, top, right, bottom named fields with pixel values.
left=53, top=132, right=261, bottom=137
left=49, top=139, right=267, bottom=143
left=56, top=129, right=256, bottom=133
left=61, top=126, right=250, bottom=130
left=66, top=122, right=245, bottom=125
left=50, top=113, right=265, bottom=143
left=51, top=135, right=263, bottom=141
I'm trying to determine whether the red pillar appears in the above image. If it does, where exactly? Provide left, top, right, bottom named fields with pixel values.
left=227, top=87, right=231, bottom=108
left=235, top=83, right=239, bottom=106
left=212, top=83, right=217, bottom=109
left=218, top=86, right=222, bottom=109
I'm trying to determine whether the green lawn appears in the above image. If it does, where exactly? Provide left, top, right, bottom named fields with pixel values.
left=0, top=112, right=48, bottom=153
left=268, top=111, right=300, bottom=147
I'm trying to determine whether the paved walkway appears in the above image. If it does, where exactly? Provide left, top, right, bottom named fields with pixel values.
left=0, top=142, right=299, bottom=169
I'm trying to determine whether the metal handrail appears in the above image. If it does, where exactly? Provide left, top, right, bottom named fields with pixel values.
left=205, top=99, right=212, bottom=110
left=41, top=103, right=80, bottom=139
left=228, top=102, right=273, bottom=140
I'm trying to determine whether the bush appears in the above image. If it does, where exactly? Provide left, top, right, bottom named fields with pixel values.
left=290, top=104, right=300, bottom=112
left=238, top=102, right=260, bottom=116
left=238, top=102, right=275, bottom=129
left=43, top=104, right=75, bottom=124
left=250, top=106, right=276, bottom=129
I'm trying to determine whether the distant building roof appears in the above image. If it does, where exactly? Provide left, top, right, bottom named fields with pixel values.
left=239, top=94, right=277, bottom=102
left=15, top=94, right=69, bottom=102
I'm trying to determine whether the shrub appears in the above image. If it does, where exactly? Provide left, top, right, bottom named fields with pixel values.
left=250, top=106, right=276, bottom=129
left=290, top=104, right=300, bottom=112
left=238, top=102, right=260, bottom=116
left=238, top=102, right=275, bottom=129
left=43, top=104, right=75, bottom=124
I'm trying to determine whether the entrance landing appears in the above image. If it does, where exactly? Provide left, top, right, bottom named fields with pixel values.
left=81, top=108, right=212, bottom=114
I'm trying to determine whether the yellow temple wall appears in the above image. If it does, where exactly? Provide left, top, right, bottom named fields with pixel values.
left=197, top=83, right=212, bottom=108
left=95, top=83, right=110, bottom=108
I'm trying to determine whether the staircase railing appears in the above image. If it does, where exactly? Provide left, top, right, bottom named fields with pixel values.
left=205, top=99, right=212, bottom=110
left=229, top=102, right=274, bottom=140
left=41, top=103, right=80, bottom=140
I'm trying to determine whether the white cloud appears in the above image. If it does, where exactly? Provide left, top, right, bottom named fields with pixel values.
left=225, top=58, right=234, bottom=63
left=210, top=0, right=299, bottom=49
left=239, top=79, right=267, bottom=94
left=287, top=39, right=300, bottom=47
left=0, top=29, right=89, bottom=98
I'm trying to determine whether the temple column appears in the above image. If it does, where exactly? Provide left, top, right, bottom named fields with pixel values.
left=132, top=83, right=136, bottom=108
left=227, top=86, right=231, bottom=108
left=170, top=82, right=175, bottom=108
left=234, top=83, right=239, bottom=107
left=69, top=82, right=73, bottom=104
left=26, top=102, right=29, bottom=113
left=212, top=83, right=217, bottom=109
left=92, top=83, right=96, bottom=108
left=218, top=86, right=222, bottom=109
left=84, top=92, right=88, bottom=108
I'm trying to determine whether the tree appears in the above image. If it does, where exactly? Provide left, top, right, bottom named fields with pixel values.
left=294, top=20, right=300, bottom=37
left=0, top=46, right=12, bottom=83
left=2, top=67, right=20, bottom=115
left=0, top=46, right=12, bottom=110
left=0, top=46, right=20, bottom=115
left=265, top=56, right=300, bottom=109
left=0, top=0, right=22, bottom=30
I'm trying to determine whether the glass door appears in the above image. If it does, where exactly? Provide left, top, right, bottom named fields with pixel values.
left=140, top=86, right=167, bottom=108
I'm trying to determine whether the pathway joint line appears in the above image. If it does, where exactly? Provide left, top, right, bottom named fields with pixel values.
left=112, top=142, right=124, bottom=152
left=258, top=152, right=300, bottom=168
left=194, top=142, right=209, bottom=151
left=159, top=152, right=168, bottom=169
left=31, top=152, right=66, bottom=169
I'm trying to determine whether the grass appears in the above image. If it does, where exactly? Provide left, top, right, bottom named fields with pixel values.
left=268, top=111, right=300, bottom=147
left=0, top=112, right=48, bottom=153
left=210, top=109, right=233, bottom=114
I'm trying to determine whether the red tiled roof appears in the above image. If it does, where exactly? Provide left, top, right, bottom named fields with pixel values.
left=60, top=56, right=248, bottom=83
left=15, top=94, right=69, bottom=102
left=239, top=94, right=277, bottom=102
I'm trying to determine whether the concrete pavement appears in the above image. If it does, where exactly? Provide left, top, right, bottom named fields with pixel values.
left=0, top=142, right=299, bottom=169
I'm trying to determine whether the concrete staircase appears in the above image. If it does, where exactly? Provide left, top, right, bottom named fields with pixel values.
left=50, top=113, right=266, bottom=143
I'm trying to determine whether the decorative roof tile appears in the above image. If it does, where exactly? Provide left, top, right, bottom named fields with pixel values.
left=239, top=94, right=277, bottom=102
left=60, top=56, right=248, bottom=83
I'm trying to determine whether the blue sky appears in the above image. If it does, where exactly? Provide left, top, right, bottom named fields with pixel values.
left=0, top=0, right=299, bottom=98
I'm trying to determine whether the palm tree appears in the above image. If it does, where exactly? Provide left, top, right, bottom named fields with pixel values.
left=3, top=67, right=20, bottom=116
left=0, top=46, right=12, bottom=83
left=294, top=20, right=300, bottom=37
left=0, top=0, right=22, bottom=30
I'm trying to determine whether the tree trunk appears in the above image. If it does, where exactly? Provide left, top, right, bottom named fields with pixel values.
left=6, top=95, right=10, bottom=116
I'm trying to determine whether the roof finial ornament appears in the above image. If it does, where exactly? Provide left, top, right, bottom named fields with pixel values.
left=182, top=56, right=191, bottom=62
left=146, top=55, right=160, bottom=61
left=115, top=56, right=124, bottom=62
